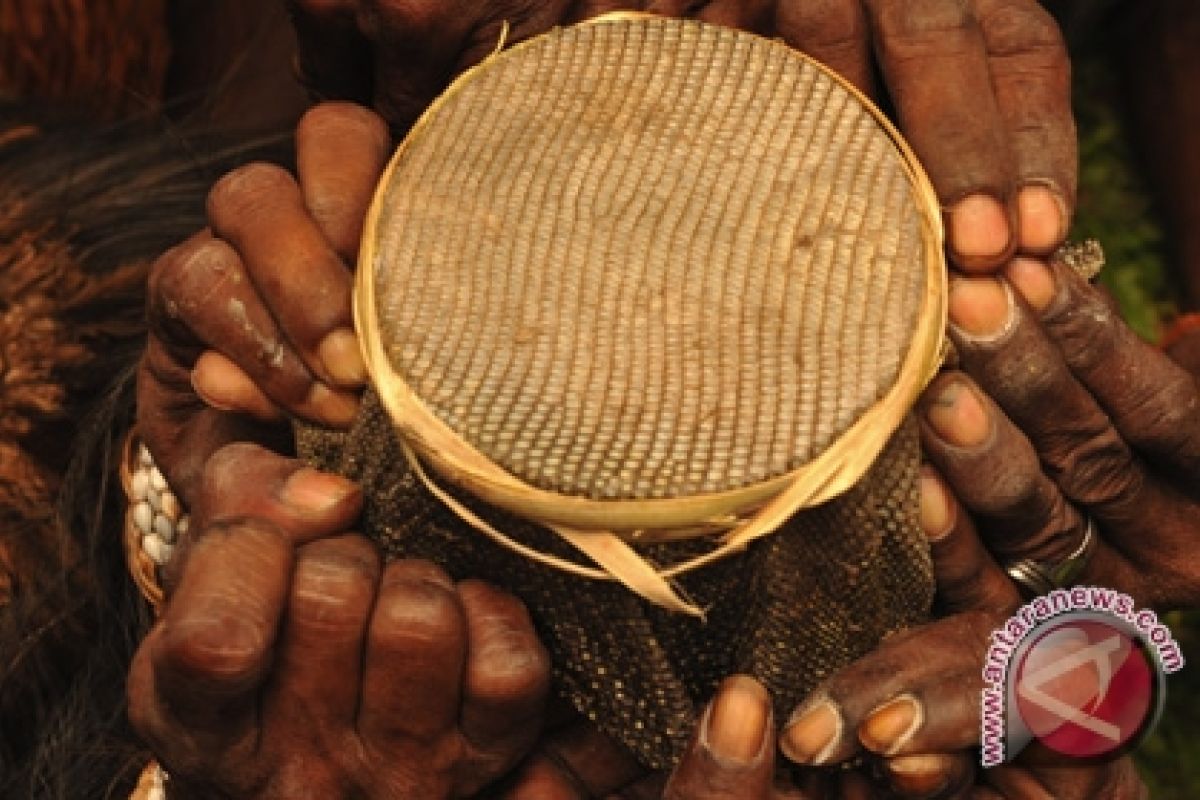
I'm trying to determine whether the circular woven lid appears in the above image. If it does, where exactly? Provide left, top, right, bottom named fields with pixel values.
left=358, top=16, right=944, bottom=537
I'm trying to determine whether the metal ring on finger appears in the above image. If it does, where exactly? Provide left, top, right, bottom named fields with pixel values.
left=1053, top=239, right=1105, bottom=282
left=1004, top=515, right=1099, bottom=598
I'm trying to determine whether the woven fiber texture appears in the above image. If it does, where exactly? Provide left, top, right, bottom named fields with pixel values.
left=369, top=19, right=927, bottom=502
left=301, top=402, right=932, bottom=769
left=300, top=17, right=936, bottom=768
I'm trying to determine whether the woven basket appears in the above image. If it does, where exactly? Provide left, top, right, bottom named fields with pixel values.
left=301, top=15, right=945, bottom=765
left=356, top=15, right=945, bottom=614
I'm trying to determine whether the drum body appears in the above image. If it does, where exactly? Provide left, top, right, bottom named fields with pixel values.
left=302, top=16, right=944, bottom=767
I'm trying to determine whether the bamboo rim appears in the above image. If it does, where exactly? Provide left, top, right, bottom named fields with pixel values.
left=355, top=15, right=946, bottom=613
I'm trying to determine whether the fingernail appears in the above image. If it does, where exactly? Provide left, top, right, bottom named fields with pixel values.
left=886, top=754, right=953, bottom=796
left=280, top=467, right=356, bottom=514
left=860, top=695, right=923, bottom=755
left=918, top=467, right=955, bottom=542
left=307, top=383, right=361, bottom=428
left=949, top=194, right=1011, bottom=262
left=1017, top=185, right=1067, bottom=253
left=781, top=699, right=841, bottom=766
left=702, top=675, right=771, bottom=766
left=191, top=368, right=239, bottom=412
left=948, top=276, right=1013, bottom=340
left=319, top=328, right=367, bottom=388
left=1004, top=256, right=1057, bottom=313
left=923, top=378, right=990, bottom=448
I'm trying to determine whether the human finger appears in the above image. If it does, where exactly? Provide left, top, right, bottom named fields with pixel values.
left=775, top=0, right=875, bottom=96
left=973, top=0, right=1074, bottom=254
left=188, top=442, right=361, bottom=548
left=358, top=559, right=469, bottom=742
left=945, top=271, right=1200, bottom=588
left=264, top=534, right=381, bottom=736
left=917, top=370, right=1140, bottom=591
left=137, top=337, right=290, bottom=506
left=1014, top=255, right=1200, bottom=487
left=945, top=274, right=1143, bottom=515
left=918, top=464, right=1021, bottom=614
left=919, top=369, right=1086, bottom=563
left=454, top=579, right=552, bottom=794
left=881, top=752, right=975, bottom=799
left=495, top=719, right=647, bottom=799
left=206, top=162, right=365, bottom=393
left=190, top=350, right=282, bottom=422
left=864, top=0, right=1015, bottom=270
left=295, top=102, right=392, bottom=263
left=145, top=231, right=337, bottom=422
left=663, top=675, right=775, bottom=800
left=780, top=611, right=998, bottom=766
left=128, top=517, right=291, bottom=765
left=983, top=757, right=1148, bottom=800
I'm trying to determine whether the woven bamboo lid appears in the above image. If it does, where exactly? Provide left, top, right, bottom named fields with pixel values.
left=357, top=16, right=944, bottom=604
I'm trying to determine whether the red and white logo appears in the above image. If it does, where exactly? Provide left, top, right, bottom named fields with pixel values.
left=1012, top=617, right=1157, bottom=759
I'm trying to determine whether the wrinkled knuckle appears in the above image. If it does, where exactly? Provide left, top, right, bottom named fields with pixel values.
left=876, top=0, right=974, bottom=40
left=1132, top=376, right=1200, bottom=456
left=977, top=0, right=1065, bottom=58
left=969, top=456, right=1045, bottom=518
left=1044, top=294, right=1119, bottom=370
left=207, top=162, right=295, bottom=227
left=151, top=238, right=240, bottom=320
left=160, top=618, right=268, bottom=686
left=1052, top=429, right=1139, bottom=507
left=471, top=639, right=551, bottom=707
left=200, top=443, right=275, bottom=497
left=980, top=345, right=1062, bottom=406
left=373, top=578, right=463, bottom=648
left=779, top=0, right=866, bottom=52
left=391, top=558, right=455, bottom=588
left=291, top=549, right=379, bottom=632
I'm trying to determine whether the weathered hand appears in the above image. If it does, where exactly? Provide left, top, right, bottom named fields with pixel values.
left=499, top=677, right=806, bottom=799
left=778, top=463, right=1148, bottom=799
left=138, top=102, right=390, bottom=503
left=922, top=254, right=1200, bottom=609
left=127, top=444, right=551, bottom=799
left=286, top=0, right=1074, bottom=270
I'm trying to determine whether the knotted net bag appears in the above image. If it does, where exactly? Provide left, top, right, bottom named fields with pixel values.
left=300, top=15, right=945, bottom=768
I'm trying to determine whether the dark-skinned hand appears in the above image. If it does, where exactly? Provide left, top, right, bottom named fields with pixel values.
left=286, top=0, right=1076, bottom=270
left=777, top=460, right=1149, bottom=799
left=125, top=444, right=811, bottom=799
left=138, top=101, right=390, bottom=504
left=494, top=677, right=824, bottom=799
left=127, top=443, right=553, bottom=799
left=922, top=254, right=1200, bottom=609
